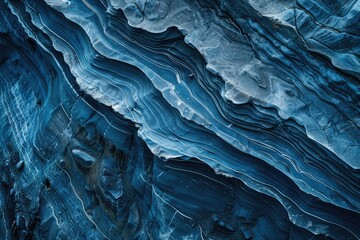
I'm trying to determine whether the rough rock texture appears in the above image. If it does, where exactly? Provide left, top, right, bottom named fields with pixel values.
left=0, top=0, right=359, bottom=239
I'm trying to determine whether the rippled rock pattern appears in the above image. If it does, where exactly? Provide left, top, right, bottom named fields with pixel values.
left=0, top=0, right=359, bottom=239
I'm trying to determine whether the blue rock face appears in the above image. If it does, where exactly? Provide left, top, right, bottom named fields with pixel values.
left=0, top=0, right=359, bottom=239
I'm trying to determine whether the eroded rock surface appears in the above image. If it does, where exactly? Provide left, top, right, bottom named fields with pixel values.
left=0, top=0, right=359, bottom=239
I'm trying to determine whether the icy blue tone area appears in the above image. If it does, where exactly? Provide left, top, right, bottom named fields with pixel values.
left=0, top=0, right=359, bottom=239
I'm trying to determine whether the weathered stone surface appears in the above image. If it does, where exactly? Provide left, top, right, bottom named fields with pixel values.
left=0, top=0, right=359, bottom=239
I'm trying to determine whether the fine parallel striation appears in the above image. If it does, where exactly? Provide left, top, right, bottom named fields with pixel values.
left=0, top=0, right=359, bottom=239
